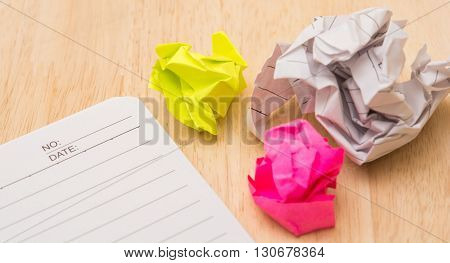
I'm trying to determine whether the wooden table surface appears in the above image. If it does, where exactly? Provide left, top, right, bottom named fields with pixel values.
left=0, top=0, right=449, bottom=242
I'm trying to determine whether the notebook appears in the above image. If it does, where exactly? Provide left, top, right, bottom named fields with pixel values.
left=0, top=97, right=252, bottom=243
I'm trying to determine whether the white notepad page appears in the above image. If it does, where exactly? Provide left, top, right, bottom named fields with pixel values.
left=0, top=97, right=252, bottom=243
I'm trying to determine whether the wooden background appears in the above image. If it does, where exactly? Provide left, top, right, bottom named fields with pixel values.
left=0, top=0, right=449, bottom=242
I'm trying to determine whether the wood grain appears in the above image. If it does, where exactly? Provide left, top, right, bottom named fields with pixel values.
left=0, top=0, right=448, bottom=242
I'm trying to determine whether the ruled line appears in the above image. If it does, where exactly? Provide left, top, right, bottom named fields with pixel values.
left=0, top=153, right=170, bottom=232
left=367, top=50, right=380, bottom=81
left=66, top=185, right=189, bottom=242
left=250, top=107, right=268, bottom=116
left=113, top=200, right=201, bottom=243
left=206, top=232, right=227, bottom=243
left=0, top=125, right=140, bottom=190
left=159, top=216, right=214, bottom=243
left=255, top=86, right=289, bottom=100
left=0, top=139, right=157, bottom=210
left=17, top=170, right=175, bottom=242
left=46, top=115, right=132, bottom=155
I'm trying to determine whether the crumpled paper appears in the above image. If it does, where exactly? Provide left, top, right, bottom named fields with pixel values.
left=248, top=119, right=344, bottom=236
left=248, top=7, right=450, bottom=164
left=247, top=43, right=294, bottom=139
left=150, top=31, right=247, bottom=135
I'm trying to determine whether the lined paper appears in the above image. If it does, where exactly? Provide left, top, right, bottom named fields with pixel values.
left=0, top=97, right=252, bottom=243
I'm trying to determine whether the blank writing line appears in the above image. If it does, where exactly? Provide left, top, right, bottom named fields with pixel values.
left=113, top=200, right=201, bottom=243
left=66, top=185, right=189, bottom=242
left=206, top=232, right=227, bottom=243
left=0, top=153, right=169, bottom=232
left=46, top=115, right=132, bottom=155
left=0, top=125, right=139, bottom=190
left=0, top=139, right=155, bottom=210
left=18, top=170, right=175, bottom=242
left=159, top=216, right=214, bottom=243
left=4, top=167, right=138, bottom=242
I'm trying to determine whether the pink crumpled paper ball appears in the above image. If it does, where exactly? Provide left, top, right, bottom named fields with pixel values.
left=248, top=119, right=344, bottom=236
